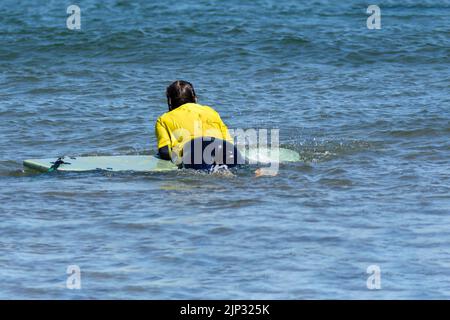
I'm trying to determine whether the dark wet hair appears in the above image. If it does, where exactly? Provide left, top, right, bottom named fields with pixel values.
left=166, top=80, right=197, bottom=110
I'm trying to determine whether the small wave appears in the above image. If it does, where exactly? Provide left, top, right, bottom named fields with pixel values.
left=284, top=139, right=373, bottom=163
left=318, top=178, right=354, bottom=187
left=208, top=226, right=235, bottom=235
left=0, top=160, right=27, bottom=177
left=375, top=1, right=450, bottom=10
left=389, top=128, right=444, bottom=138
left=278, top=36, right=310, bottom=46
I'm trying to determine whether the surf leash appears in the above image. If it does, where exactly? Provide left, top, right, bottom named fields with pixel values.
left=48, top=157, right=71, bottom=172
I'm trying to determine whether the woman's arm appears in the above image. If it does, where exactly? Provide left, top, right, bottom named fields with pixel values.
left=155, top=117, right=172, bottom=160
left=158, top=146, right=171, bottom=160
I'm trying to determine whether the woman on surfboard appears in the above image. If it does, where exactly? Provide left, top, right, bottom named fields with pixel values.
left=155, top=80, right=243, bottom=171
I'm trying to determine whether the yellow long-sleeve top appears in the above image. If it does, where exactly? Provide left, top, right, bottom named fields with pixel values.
left=155, top=103, right=232, bottom=157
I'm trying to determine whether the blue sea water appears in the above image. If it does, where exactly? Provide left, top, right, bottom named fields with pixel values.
left=0, top=0, right=449, bottom=299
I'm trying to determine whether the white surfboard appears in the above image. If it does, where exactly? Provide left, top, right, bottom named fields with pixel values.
left=23, top=147, right=300, bottom=173
left=23, top=155, right=177, bottom=173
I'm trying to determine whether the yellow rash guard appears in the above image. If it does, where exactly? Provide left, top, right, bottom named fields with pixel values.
left=155, top=103, right=232, bottom=157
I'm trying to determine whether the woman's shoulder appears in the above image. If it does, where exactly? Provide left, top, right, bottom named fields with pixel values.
left=195, top=103, right=220, bottom=115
